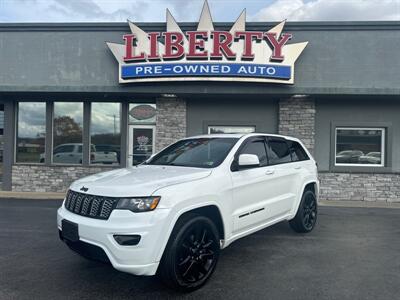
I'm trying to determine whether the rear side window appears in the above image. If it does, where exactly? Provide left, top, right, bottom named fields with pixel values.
left=240, top=139, right=268, bottom=166
left=54, top=145, right=74, bottom=154
left=287, top=140, right=309, bottom=162
left=266, top=138, right=291, bottom=165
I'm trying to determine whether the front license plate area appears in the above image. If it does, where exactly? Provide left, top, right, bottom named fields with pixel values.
left=62, top=219, right=79, bottom=242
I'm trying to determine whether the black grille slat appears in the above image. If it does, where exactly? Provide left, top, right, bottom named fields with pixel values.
left=81, top=195, right=92, bottom=215
left=100, top=199, right=114, bottom=218
left=74, top=194, right=84, bottom=213
left=64, top=190, right=118, bottom=220
left=69, top=193, right=78, bottom=211
left=64, top=191, right=72, bottom=208
left=89, top=197, right=102, bottom=217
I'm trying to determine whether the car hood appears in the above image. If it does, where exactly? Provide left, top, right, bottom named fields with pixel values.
left=70, top=165, right=212, bottom=197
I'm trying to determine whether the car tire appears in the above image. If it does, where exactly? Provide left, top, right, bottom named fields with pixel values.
left=159, top=213, right=220, bottom=292
left=289, top=189, right=318, bottom=233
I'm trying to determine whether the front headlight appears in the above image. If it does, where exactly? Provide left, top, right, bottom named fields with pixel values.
left=116, top=196, right=161, bottom=213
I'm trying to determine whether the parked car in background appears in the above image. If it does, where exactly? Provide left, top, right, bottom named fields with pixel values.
left=336, top=150, right=364, bottom=164
left=359, top=152, right=381, bottom=164
left=58, top=134, right=319, bottom=291
left=94, top=144, right=121, bottom=164
left=40, top=143, right=118, bottom=164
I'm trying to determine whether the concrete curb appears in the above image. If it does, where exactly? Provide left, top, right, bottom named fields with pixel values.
left=319, top=200, right=400, bottom=209
left=0, top=191, right=65, bottom=200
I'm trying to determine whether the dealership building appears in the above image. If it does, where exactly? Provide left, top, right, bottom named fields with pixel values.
left=0, top=6, right=399, bottom=202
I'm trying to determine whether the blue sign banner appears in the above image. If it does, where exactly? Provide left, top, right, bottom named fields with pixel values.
left=121, top=63, right=291, bottom=80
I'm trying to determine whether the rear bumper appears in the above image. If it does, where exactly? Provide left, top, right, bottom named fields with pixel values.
left=57, top=205, right=171, bottom=276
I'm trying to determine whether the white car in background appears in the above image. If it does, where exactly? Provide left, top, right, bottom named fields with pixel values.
left=57, top=134, right=319, bottom=291
left=40, top=143, right=118, bottom=164
left=359, top=152, right=381, bottom=164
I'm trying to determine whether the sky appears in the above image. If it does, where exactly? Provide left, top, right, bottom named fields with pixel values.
left=0, top=0, right=399, bottom=23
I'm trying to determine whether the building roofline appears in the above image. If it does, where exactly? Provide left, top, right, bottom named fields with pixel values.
left=0, top=21, right=399, bottom=32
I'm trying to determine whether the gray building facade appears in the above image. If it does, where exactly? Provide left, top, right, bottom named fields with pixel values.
left=0, top=21, right=399, bottom=202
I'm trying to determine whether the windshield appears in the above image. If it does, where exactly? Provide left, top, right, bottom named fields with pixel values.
left=147, top=138, right=239, bottom=168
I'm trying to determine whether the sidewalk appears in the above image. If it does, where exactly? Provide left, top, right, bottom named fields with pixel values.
left=1, top=191, right=400, bottom=208
left=0, top=191, right=65, bottom=200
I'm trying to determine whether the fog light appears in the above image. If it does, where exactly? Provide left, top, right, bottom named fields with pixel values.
left=114, top=234, right=141, bottom=246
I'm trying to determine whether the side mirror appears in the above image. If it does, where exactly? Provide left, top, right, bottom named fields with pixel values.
left=238, top=154, right=260, bottom=168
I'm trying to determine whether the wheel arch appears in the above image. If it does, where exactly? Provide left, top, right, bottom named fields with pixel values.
left=155, top=203, right=226, bottom=263
left=291, top=180, right=318, bottom=218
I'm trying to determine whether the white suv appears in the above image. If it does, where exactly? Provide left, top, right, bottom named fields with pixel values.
left=57, top=134, right=319, bottom=291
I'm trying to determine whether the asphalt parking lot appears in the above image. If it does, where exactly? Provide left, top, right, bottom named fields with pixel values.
left=0, top=199, right=399, bottom=300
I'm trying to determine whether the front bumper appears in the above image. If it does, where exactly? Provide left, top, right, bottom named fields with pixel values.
left=57, top=204, right=171, bottom=276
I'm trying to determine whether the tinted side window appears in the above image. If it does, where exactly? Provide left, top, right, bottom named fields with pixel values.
left=240, top=139, right=268, bottom=166
left=63, top=145, right=75, bottom=153
left=54, top=145, right=74, bottom=154
left=267, top=138, right=291, bottom=165
left=287, top=141, right=309, bottom=162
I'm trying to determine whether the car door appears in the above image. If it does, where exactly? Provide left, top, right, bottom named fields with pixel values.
left=53, top=145, right=68, bottom=163
left=264, top=137, right=300, bottom=217
left=230, top=136, right=273, bottom=233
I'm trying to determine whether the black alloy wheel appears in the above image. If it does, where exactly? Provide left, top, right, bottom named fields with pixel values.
left=159, top=214, right=220, bottom=291
left=302, top=192, right=317, bottom=231
left=289, top=190, right=318, bottom=233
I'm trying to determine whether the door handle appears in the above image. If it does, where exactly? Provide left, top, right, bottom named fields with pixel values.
left=265, top=169, right=275, bottom=175
left=294, top=166, right=302, bottom=170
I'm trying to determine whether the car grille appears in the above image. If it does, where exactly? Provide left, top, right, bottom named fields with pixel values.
left=64, top=190, right=119, bottom=220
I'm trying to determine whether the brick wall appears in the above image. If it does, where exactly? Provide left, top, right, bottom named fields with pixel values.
left=278, top=97, right=315, bottom=154
left=155, top=97, right=187, bottom=152
left=319, top=172, right=400, bottom=202
left=12, top=165, right=119, bottom=193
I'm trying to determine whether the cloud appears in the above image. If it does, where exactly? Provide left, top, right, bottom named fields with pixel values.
left=0, top=0, right=203, bottom=22
left=252, top=0, right=400, bottom=21
left=0, top=0, right=398, bottom=23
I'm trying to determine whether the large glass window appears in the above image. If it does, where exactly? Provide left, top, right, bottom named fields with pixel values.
left=53, top=102, right=83, bottom=164
left=335, top=128, right=385, bottom=166
left=91, top=103, right=121, bottom=165
left=208, top=125, right=255, bottom=134
left=16, top=102, right=46, bottom=163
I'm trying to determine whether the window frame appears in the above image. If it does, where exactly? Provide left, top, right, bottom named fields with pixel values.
left=14, top=100, right=130, bottom=168
left=334, top=127, right=385, bottom=168
left=329, top=121, right=392, bottom=173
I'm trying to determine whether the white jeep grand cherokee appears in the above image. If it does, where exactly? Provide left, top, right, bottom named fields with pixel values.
left=57, top=133, right=319, bottom=291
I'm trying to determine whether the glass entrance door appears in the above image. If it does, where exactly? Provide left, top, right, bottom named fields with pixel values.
left=128, top=125, right=155, bottom=166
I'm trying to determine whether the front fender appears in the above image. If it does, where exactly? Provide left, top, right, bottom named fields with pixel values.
left=154, top=199, right=226, bottom=263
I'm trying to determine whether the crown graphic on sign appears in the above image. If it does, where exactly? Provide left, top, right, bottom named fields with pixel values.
left=107, top=1, right=308, bottom=84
